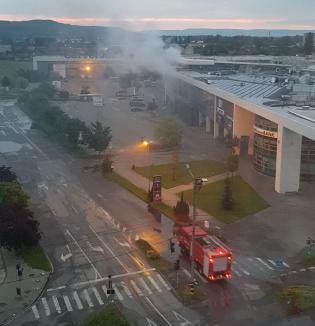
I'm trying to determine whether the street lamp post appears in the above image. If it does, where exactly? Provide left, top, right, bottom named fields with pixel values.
left=143, top=140, right=152, bottom=196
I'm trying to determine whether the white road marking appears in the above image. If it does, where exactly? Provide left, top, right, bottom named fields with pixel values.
left=145, top=297, right=172, bottom=326
left=32, top=305, right=40, bottom=319
left=63, top=295, right=73, bottom=312
left=194, top=270, right=207, bottom=284
left=138, top=277, right=153, bottom=295
left=183, top=268, right=191, bottom=278
left=102, top=285, right=109, bottom=297
left=87, top=241, right=104, bottom=254
left=113, top=285, right=124, bottom=301
left=146, top=318, right=159, bottom=326
left=60, top=245, right=72, bottom=262
left=71, top=205, right=78, bottom=214
left=130, top=280, right=143, bottom=296
left=172, top=310, right=192, bottom=325
left=239, top=267, right=250, bottom=276
left=255, top=257, right=274, bottom=271
left=89, top=225, right=129, bottom=272
left=309, top=266, right=315, bottom=270
left=268, top=259, right=277, bottom=267
left=83, top=289, right=94, bottom=307
left=299, top=268, right=307, bottom=272
left=92, top=287, right=104, bottom=305
left=41, top=297, right=50, bottom=316
left=156, top=274, right=171, bottom=290
left=66, top=229, right=102, bottom=279
left=113, top=236, right=131, bottom=248
left=52, top=295, right=61, bottom=314
left=97, top=193, right=103, bottom=198
left=283, top=262, right=290, bottom=268
left=147, top=276, right=162, bottom=293
left=121, top=281, right=133, bottom=297
left=73, top=291, right=83, bottom=310
left=247, top=257, right=253, bottom=262
left=47, top=285, right=66, bottom=292
left=233, top=269, right=241, bottom=277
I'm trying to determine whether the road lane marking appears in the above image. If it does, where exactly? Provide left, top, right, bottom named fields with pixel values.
left=63, top=295, right=73, bottom=312
left=66, top=229, right=102, bottom=279
left=147, top=276, right=162, bottom=293
left=138, top=277, right=153, bottom=295
left=47, top=285, right=66, bottom=292
left=113, top=285, right=124, bottom=301
left=239, top=267, right=250, bottom=276
left=233, top=269, right=241, bottom=277
left=146, top=318, right=159, bottom=326
left=309, top=266, right=315, bottom=270
left=121, top=281, right=133, bottom=297
left=73, top=291, right=83, bottom=310
left=268, top=259, right=277, bottom=267
left=32, top=305, right=40, bottom=319
left=83, top=289, right=94, bottom=307
left=113, top=236, right=131, bottom=248
left=172, top=310, right=192, bottom=325
left=283, top=262, right=290, bottom=268
left=194, top=270, right=207, bottom=284
left=89, top=224, right=129, bottom=272
left=255, top=257, right=274, bottom=271
left=92, top=287, right=104, bottom=305
left=41, top=297, right=50, bottom=316
left=130, top=280, right=143, bottom=296
left=145, top=297, right=172, bottom=326
left=183, top=268, right=191, bottom=278
left=52, top=295, right=61, bottom=314
left=156, top=274, right=171, bottom=290
left=299, top=268, right=307, bottom=272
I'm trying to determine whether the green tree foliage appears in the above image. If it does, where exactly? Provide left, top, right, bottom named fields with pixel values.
left=1, top=76, right=11, bottom=88
left=0, top=203, right=41, bottom=251
left=0, top=165, right=17, bottom=182
left=173, top=192, right=190, bottom=224
left=17, top=69, right=48, bottom=83
left=87, top=121, right=112, bottom=153
left=221, top=177, right=234, bottom=210
left=154, top=115, right=184, bottom=180
left=59, top=90, right=69, bottom=100
left=154, top=115, right=184, bottom=148
left=226, top=148, right=239, bottom=177
left=15, top=76, right=29, bottom=89
left=0, top=182, right=28, bottom=206
left=80, top=85, right=90, bottom=95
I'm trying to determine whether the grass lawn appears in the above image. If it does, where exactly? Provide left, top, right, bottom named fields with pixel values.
left=84, top=304, right=128, bottom=326
left=183, top=175, right=269, bottom=223
left=135, top=239, right=173, bottom=274
left=134, top=160, right=226, bottom=189
left=0, top=60, right=31, bottom=85
left=109, top=172, right=174, bottom=219
left=277, top=285, right=315, bottom=315
left=20, top=244, right=51, bottom=272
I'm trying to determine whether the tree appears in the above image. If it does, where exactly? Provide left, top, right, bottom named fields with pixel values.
left=154, top=115, right=184, bottom=180
left=173, top=192, right=190, bottom=224
left=87, top=121, right=112, bottom=154
left=0, top=182, right=28, bottom=207
left=15, top=77, right=29, bottom=89
left=226, top=148, right=239, bottom=178
left=0, top=203, right=41, bottom=251
left=59, top=90, right=69, bottom=100
left=80, top=85, right=90, bottom=95
left=1, top=76, right=11, bottom=88
left=0, top=165, right=17, bottom=182
left=101, top=153, right=114, bottom=175
left=221, top=177, right=234, bottom=210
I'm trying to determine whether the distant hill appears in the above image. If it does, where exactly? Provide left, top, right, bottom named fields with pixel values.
left=0, top=20, right=125, bottom=41
left=158, top=28, right=314, bottom=37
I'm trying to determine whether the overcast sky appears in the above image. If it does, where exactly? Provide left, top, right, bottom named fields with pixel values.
left=1, top=0, right=315, bottom=30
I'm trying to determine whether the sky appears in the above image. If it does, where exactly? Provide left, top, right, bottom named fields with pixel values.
left=1, top=0, right=315, bottom=30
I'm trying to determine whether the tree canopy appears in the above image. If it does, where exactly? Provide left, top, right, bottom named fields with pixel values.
left=1, top=76, right=11, bottom=88
left=87, top=121, right=112, bottom=153
left=0, top=165, right=17, bottom=182
left=154, top=115, right=184, bottom=148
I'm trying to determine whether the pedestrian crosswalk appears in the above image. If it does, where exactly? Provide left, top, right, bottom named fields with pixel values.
left=32, top=272, right=171, bottom=320
left=232, top=256, right=290, bottom=278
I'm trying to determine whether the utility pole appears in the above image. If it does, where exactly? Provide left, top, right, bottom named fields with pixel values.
left=190, top=177, right=202, bottom=282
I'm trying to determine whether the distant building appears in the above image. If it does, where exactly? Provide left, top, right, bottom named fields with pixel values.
left=0, top=44, right=12, bottom=54
left=303, top=32, right=315, bottom=54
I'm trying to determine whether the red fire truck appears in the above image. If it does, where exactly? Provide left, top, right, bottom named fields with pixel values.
left=175, top=225, right=232, bottom=281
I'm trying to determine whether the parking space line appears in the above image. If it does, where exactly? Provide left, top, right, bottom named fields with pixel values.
left=113, top=285, right=124, bottom=301
left=121, top=281, right=133, bottom=297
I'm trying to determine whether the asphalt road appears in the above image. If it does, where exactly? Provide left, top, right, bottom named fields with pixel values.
left=0, top=84, right=308, bottom=326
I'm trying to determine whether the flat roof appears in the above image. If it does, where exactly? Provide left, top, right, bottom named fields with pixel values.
left=169, top=70, right=315, bottom=141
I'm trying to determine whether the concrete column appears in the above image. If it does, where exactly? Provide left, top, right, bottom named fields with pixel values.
left=275, top=126, right=302, bottom=193
left=206, top=116, right=211, bottom=133
left=213, top=96, right=219, bottom=138
left=198, top=111, right=202, bottom=127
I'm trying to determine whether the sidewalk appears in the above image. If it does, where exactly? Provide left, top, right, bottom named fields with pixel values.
left=0, top=249, right=50, bottom=325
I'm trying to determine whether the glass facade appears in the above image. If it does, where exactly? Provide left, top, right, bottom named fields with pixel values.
left=253, top=115, right=315, bottom=180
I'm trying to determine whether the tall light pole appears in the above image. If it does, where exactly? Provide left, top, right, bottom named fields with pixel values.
left=143, top=140, right=152, bottom=195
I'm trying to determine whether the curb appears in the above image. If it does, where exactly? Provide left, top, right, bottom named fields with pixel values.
left=0, top=249, right=7, bottom=287
left=1, top=251, right=54, bottom=326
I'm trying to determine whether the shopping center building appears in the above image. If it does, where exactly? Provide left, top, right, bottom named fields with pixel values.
left=165, top=57, right=315, bottom=194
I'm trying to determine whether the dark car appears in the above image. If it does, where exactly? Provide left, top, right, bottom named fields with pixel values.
left=130, top=107, right=144, bottom=112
